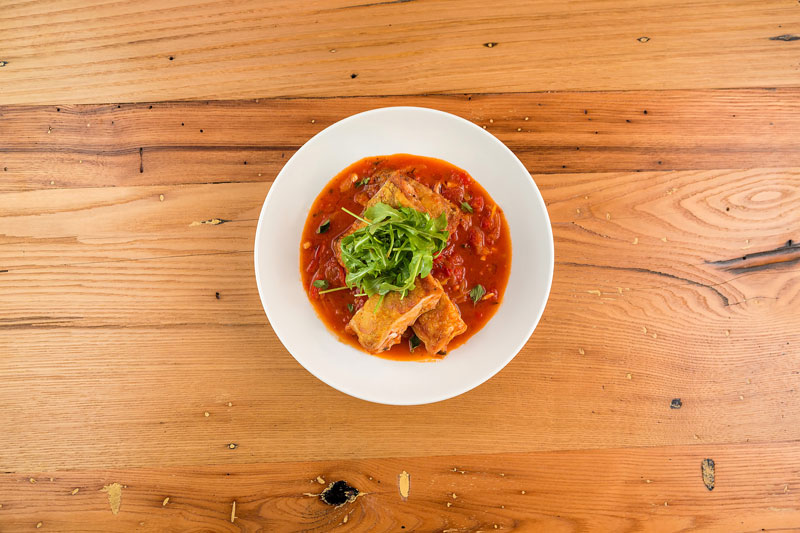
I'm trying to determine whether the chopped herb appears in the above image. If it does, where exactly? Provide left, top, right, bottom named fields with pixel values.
left=347, top=303, right=354, bottom=313
left=339, top=202, right=449, bottom=299
left=409, top=334, right=422, bottom=352
left=316, top=220, right=331, bottom=234
left=469, top=284, right=486, bottom=305
left=460, top=201, right=474, bottom=213
left=356, top=177, right=370, bottom=188
left=312, top=279, right=329, bottom=289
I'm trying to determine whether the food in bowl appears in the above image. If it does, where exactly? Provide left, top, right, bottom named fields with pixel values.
left=300, top=154, right=511, bottom=360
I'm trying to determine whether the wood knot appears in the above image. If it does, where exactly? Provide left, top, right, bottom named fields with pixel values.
left=670, top=398, right=682, bottom=409
left=320, top=480, right=359, bottom=506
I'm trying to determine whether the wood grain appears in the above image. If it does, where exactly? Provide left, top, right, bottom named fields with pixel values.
left=2, top=87, right=800, bottom=531
left=2, top=0, right=800, bottom=104
left=1, top=442, right=799, bottom=532
left=3, top=0, right=800, bottom=528
left=1, top=92, right=798, bottom=475
left=2, top=90, right=800, bottom=193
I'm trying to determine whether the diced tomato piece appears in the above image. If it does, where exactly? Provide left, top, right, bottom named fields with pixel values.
left=318, top=244, right=332, bottom=262
left=480, top=213, right=493, bottom=231
left=468, top=227, right=486, bottom=255
left=309, top=274, right=321, bottom=299
left=489, top=214, right=501, bottom=241
left=452, top=265, right=466, bottom=283
left=325, top=259, right=344, bottom=285
left=441, top=185, right=465, bottom=205
left=480, top=210, right=502, bottom=242
left=470, top=195, right=484, bottom=212
left=458, top=214, right=472, bottom=232
left=306, top=244, right=324, bottom=273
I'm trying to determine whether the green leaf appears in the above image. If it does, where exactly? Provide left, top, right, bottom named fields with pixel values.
left=363, top=202, right=402, bottom=224
left=356, top=177, right=370, bottom=188
left=432, top=212, right=448, bottom=232
left=312, top=279, right=329, bottom=289
left=316, top=220, right=330, bottom=234
left=339, top=202, right=449, bottom=299
left=347, top=303, right=354, bottom=313
left=409, top=334, right=421, bottom=352
left=469, top=284, right=486, bottom=305
left=460, top=201, right=473, bottom=213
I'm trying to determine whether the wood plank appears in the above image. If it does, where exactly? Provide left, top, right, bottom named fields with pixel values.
left=1, top=0, right=800, bottom=104
left=2, top=169, right=799, bottom=322
left=1, top=443, right=799, bottom=531
left=1, top=167, right=797, bottom=470
left=3, top=90, right=800, bottom=191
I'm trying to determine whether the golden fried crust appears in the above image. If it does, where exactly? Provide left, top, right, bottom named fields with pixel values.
left=413, top=276, right=467, bottom=354
left=346, top=276, right=443, bottom=353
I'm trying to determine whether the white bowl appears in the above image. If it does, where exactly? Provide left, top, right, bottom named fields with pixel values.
left=254, top=107, right=553, bottom=405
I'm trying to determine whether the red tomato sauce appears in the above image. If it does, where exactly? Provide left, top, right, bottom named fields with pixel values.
left=299, top=154, right=511, bottom=361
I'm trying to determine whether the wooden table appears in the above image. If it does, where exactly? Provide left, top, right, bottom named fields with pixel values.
left=1, top=1, right=799, bottom=531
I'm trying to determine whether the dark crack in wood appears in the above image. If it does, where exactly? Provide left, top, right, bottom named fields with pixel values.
left=559, top=262, right=730, bottom=306
left=191, top=218, right=230, bottom=226
left=336, top=0, right=414, bottom=9
left=769, top=34, right=800, bottom=41
left=702, top=458, right=715, bottom=491
left=570, top=221, right=613, bottom=240
left=707, top=240, right=799, bottom=274
left=709, top=241, right=798, bottom=266
left=320, top=480, right=359, bottom=506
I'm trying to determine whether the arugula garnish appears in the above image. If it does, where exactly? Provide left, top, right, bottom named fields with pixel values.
left=312, top=279, right=328, bottom=289
left=318, top=285, right=349, bottom=295
left=460, top=201, right=473, bottom=213
left=316, top=220, right=330, bottom=234
left=469, top=284, right=486, bottom=305
left=339, top=202, right=449, bottom=300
